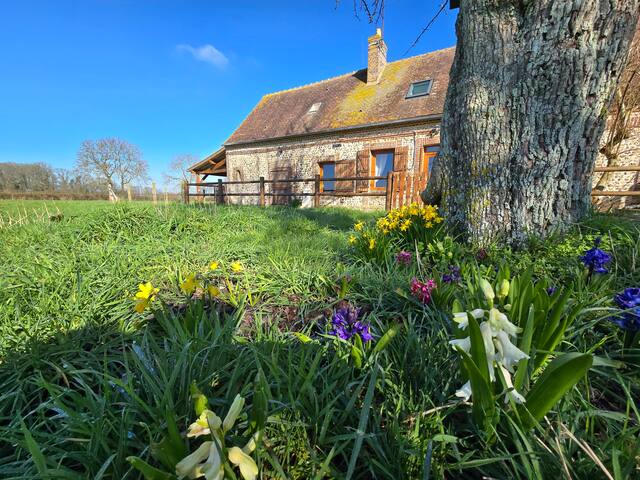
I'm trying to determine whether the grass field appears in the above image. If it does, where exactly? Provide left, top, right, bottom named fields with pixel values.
left=0, top=200, right=638, bottom=479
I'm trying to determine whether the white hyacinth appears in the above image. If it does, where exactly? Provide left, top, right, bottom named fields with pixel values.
left=449, top=303, right=529, bottom=404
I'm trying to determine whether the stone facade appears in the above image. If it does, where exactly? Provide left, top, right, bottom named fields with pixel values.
left=593, top=114, right=640, bottom=209
left=224, top=121, right=441, bottom=209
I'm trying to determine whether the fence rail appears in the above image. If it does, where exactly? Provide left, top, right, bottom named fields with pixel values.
left=184, top=165, right=639, bottom=209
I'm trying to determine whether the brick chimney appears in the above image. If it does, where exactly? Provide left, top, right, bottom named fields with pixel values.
left=367, top=28, right=387, bottom=84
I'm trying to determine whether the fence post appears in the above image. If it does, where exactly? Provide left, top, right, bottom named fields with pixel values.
left=314, top=174, right=321, bottom=208
left=164, top=188, right=168, bottom=205
left=259, top=177, right=265, bottom=207
left=127, top=185, right=132, bottom=202
left=385, top=172, right=393, bottom=211
left=152, top=181, right=157, bottom=205
left=217, top=179, right=224, bottom=205
left=182, top=180, right=189, bottom=204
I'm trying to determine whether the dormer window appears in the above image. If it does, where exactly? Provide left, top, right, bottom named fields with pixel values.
left=406, top=80, right=432, bottom=98
left=308, top=102, right=322, bottom=113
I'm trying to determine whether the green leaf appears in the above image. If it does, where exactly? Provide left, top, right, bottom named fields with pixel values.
left=467, top=315, right=489, bottom=382
left=456, top=347, right=496, bottom=431
left=292, top=332, right=313, bottom=343
left=20, top=421, right=47, bottom=475
left=522, top=353, right=593, bottom=428
left=126, top=456, right=176, bottom=480
left=513, top=304, right=535, bottom=391
left=372, top=325, right=400, bottom=354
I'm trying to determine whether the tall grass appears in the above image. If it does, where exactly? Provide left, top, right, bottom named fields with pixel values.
left=0, top=201, right=638, bottom=478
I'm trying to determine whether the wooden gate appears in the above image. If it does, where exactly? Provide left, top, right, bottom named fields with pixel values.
left=389, top=172, right=428, bottom=209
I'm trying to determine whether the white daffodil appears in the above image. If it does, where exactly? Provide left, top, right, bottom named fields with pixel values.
left=480, top=321, right=497, bottom=381
left=453, top=309, right=485, bottom=329
left=228, top=446, right=259, bottom=480
left=223, top=394, right=245, bottom=432
left=454, top=380, right=472, bottom=401
left=480, top=278, right=495, bottom=303
left=188, top=410, right=222, bottom=438
left=199, top=441, right=224, bottom=480
left=488, top=308, right=521, bottom=337
left=176, top=441, right=212, bottom=479
left=449, top=336, right=471, bottom=353
left=494, top=330, right=529, bottom=372
left=499, top=365, right=526, bottom=404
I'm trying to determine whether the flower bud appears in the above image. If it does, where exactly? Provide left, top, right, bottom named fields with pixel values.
left=223, top=394, right=245, bottom=432
left=497, top=279, right=510, bottom=300
left=479, top=278, right=495, bottom=303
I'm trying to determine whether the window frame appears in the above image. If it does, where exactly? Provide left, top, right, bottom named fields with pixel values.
left=369, top=149, right=395, bottom=191
left=422, top=145, right=439, bottom=177
left=318, top=161, right=336, bottom=192
left=406, top=79, right=433, bottom=99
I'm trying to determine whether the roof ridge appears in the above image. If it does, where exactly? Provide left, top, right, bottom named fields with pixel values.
left=263, top=69, right=361, bottom=98
left=263, top=45, right=456, bottom=99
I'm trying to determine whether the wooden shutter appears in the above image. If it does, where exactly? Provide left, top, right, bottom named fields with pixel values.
left=394, top=146, right=409, bottom=172
left=335, top=160, right=355, bottom=193
left=356, top=150, right=370, bottom=192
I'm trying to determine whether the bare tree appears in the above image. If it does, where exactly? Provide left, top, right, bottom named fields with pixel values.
left=353, top=1, right=639, bottom=245
left=76, top=138, right=149, bottom=199
left=163, top=153, right=198, bottom=189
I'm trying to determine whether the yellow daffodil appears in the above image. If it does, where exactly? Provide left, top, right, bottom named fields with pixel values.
left=135, top=282, right=159, bottom=300
left=230, top=261, right=244, bottom=273
left=133, top=282, right=159, bottom=313
left=207, top=285, right=221, bottom=297
left=209, top=261, right=220, bottom=271
left=354, top=221, right=364, bottom=231
left=187, top=410, right=222, bottom=438
left=180, top=273, right=200, bottom=295
left=348, top=235, right=357, bottom=245
left=368, top=238, right=375, bottom=250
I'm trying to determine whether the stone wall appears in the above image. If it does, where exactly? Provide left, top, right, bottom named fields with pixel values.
left=221, top=118, right=639, bottom=211
left=593, top=115, right=640, bottom=209
left=225, top=121, right=441, bottom=210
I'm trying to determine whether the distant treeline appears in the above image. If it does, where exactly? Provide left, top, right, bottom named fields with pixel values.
left=0, top=162, right=107, bottom=198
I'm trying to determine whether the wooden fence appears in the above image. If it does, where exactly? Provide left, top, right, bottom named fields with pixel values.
left=183, top=165, right=639, bottom=211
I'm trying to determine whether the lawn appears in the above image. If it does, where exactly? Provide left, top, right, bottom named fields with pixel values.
left=0, top=200, right=638, bottom=479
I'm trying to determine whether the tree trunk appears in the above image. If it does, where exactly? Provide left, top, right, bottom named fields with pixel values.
left=422, top=0, right=639, bottom=246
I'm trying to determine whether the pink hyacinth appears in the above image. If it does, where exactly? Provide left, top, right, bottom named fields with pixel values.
left=396, top=251, right=412, bottom=265
left=410, top=277, right=436, bottom=304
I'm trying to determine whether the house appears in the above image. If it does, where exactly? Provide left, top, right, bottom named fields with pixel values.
left=191, top=28, right=639, bottom=209
left=190, top=29, right=454, bottom=209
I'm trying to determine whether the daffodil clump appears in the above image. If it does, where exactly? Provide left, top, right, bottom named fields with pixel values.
left=376, top=203, right=443, bottom=238
left=347, top=221, right=391, bottom=261
left=177, top=394, right=260, bottom=480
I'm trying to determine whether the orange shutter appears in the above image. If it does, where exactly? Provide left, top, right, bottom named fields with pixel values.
left=394, top=146, right=409, bottom=172
left=356, top=150, right=370, bottom=192
left=335, top=160, right=355, bottom=192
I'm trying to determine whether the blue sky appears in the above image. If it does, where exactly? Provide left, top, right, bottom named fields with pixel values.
left=0, top=0, right=457, bottom=185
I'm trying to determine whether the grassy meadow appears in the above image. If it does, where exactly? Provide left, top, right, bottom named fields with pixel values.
left=0, top=199, right=638, bottom=479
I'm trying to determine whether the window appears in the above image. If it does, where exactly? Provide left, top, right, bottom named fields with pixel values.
left=370, top=150, right=394, bottom=190
left=406, top=80, right=432, bottom=98
left=422, top=145, right=439, bottom=176
left=319, top=162, right=336, bottom=192
left=308, top=102, right=322, bottom=113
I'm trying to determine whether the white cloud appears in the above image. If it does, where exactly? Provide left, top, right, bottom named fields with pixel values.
left=176, top=44, right=229, bottom=68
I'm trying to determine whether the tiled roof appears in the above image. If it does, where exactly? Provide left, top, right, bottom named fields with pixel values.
left=225, top=46, right=455, bottom=145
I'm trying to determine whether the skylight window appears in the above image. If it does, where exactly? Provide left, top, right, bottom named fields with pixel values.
left=308, top=102, right=322, bottom=113
left=406, top=80, right=432, bottom=99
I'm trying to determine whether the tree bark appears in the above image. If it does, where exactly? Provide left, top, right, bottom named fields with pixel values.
left=423, top=0, right=639, bottom=246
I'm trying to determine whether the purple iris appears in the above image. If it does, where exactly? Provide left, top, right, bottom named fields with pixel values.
left=442, top=266, right=462, bottom=284
left=396, top=251, right=412, bottom=265
left=611, top=288, right=640, bottom=331
left=329, top=306, right=374, bottom=342
left=547, top=286, right=557, bottom=296
left=580, top=237, right=612, bottom=274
